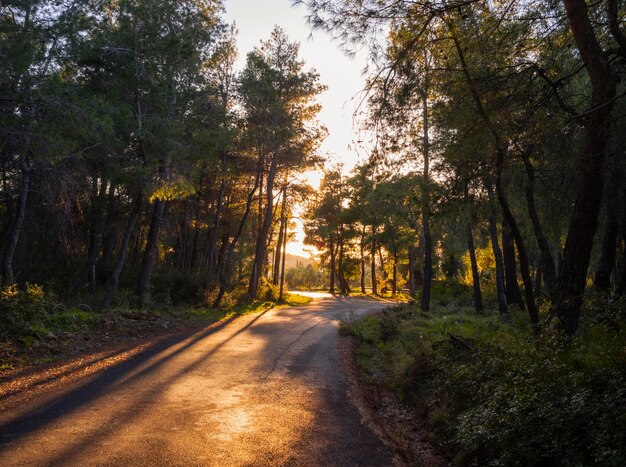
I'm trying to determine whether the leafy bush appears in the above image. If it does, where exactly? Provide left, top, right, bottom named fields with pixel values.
left=258, top=278, right=280, bottom=302
left=0, top=283, right=55, bottom=336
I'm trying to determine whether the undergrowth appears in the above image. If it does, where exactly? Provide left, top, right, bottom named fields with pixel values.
left=341, top=285, right=626, bottom=466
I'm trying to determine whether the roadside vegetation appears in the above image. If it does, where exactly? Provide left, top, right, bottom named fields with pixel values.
left=0, top=280, right=310, bottom=371
left=341, top=284, right=626, bottom=466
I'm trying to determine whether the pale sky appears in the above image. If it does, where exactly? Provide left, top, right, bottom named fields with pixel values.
left=223, top=0, right=370, bottom=258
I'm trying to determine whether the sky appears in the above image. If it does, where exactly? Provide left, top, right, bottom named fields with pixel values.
left=223, top=0, right=371, bottom=258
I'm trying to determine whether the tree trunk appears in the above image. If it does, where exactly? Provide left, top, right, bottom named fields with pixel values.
left=360, top=231, right=366, bottom=294
left=521, top=149, right=558, bottom=297
left=494, top=157, right=539, bottom=327
left=279, top=209, right=288, bottom=301
left=370, top=230, right=377, bottom=295
left=137, top=197, right=167, bottom=301
left=3, top=164, right=30, bottom=285
left=102, top=194, right=142, bottom=309
left=213, top=175, right=260, bottom=308
left=421, top=82, right=432, bottom=312
left=86, top=175, right=108, bottom=293
left=100, top=181, right=119, bottom=272
left=594, top=138, right=623, bottom=293
left=248, top=155, right=278, bottom=301
left=329, top=239, right=336, bottom=294
left=534, top=259, right=543, bottom=299
left=549, top=0, right=617, bottom=334
left=408, top=245, right=419, bottom=297
left=338, top=234, right=347, bottom=294
left=488, top=185, right=508, bottom=315
left=502, top=217, right=524, bottom=307
left=204, top=177, right=226, bottom=288
left=273, top=187, right=287, bottom=285
left=378, top=247, right=387, bottom=281
left=392, top=252, right=398, bottom=295
left=467, top=223, right=483, bottom=313
left=450, top=27, right=537, bottom=327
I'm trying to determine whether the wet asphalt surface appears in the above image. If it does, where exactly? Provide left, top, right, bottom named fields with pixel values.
left=0, top=293, right=394, bottom=466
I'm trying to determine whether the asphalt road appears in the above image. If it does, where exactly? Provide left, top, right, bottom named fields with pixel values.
left=0, top=293, right=394, bottom=466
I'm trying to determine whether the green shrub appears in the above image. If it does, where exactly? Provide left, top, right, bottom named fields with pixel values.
left=439, top=327, right=626, bottom=466
left=258, top=278, right=280, bottom=302
left=0, top=283, right=55, bottom=337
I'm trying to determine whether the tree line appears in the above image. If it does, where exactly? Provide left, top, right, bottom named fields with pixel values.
left=300, top=0, right=626, bottom=335
left=1, top=1, right=324, bottom=311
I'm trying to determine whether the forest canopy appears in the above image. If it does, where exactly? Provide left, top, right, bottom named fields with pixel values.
left=1, top=1, right=324, bottom=320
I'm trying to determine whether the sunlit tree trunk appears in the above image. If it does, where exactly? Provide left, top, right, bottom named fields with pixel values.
left=408, top=245, right=419, bottom=297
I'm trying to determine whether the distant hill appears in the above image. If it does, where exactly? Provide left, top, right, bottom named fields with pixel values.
left=284, top=253, right=314, bottom=269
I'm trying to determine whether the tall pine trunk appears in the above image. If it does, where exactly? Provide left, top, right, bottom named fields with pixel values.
left=370, top=229, right=377, bottom=295
left=205, top=177, right=226, bottom=288
left=521, top=149, right=557, bottom=297
left=273, top=186, right=287, bottom=285
left=103, top=194, right=142, bottom=309
left=421, top=81, right=432, bottom=312
left=488, top=185, right=508, bottom=315
left=86, top=175, right=108, bottom=293
left=549, top=0, right=617, bottom=334
left=329, top=239, right=336, bottom=294
left=137, top=197, right=167, bottom=301
left=3, top=163, right=30, bottom=285
left=594, top=138, right=623, bottom=292
left=279, top=209, right=288, bottom=301
left=360, top=228, right=366, bottom=294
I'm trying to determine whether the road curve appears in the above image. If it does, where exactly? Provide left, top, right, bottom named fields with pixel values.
left=0, top=294, right=394, bottom=466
